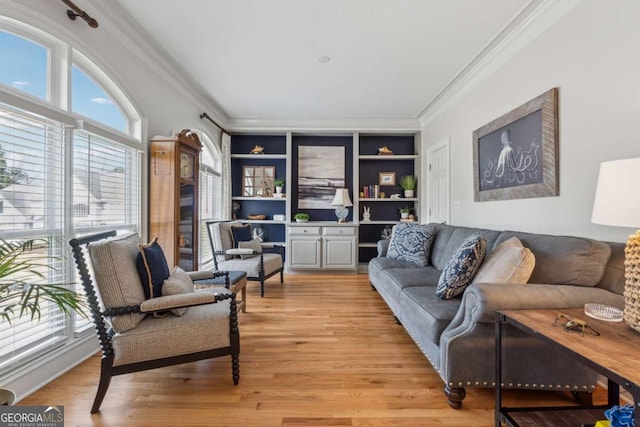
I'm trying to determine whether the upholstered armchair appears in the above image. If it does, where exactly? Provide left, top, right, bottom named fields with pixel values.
left=69, top=230, right=240, bottom=413
left=206, top=220, right=284, bottom=297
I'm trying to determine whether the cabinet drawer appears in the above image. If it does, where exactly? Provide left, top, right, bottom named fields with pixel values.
left=288, top=226, right=321, bottom=236
left=323, top=227, right=356, bottom=237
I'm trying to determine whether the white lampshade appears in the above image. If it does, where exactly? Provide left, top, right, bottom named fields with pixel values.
left=591, top=158, right=640, bottom=228
left=331, top=188, right=353, bottom=207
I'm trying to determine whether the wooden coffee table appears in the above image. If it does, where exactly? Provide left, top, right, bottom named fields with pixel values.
left=495, top=308, right=640, bottom=427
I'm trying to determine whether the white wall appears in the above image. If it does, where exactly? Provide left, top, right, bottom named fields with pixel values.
left=421, top=0, right=640, bottom=243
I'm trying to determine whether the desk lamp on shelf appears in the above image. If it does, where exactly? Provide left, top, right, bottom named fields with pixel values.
left=591, top=158, right=640, bottom=333
left=331, top=188, right=353, bottom=223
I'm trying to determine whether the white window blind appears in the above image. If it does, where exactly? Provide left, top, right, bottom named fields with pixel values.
left=72, top=130, right=141, bottom=331
left=0, top=103, right=69, bottom=372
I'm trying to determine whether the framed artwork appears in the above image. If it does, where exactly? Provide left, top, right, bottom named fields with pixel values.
left=472, top=88, right=559, bottom=202
left=379, top=171, right=396, bottom=186
left=298, top=145, right=345, bottom=209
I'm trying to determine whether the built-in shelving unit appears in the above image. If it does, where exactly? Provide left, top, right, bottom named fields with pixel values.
left=355, top=133, right=421, bottom=269
left=228, top=130, right=420, bottom=272
left=230, top=134, right=289, bottom=245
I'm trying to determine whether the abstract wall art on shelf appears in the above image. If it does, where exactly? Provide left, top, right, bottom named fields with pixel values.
left=297, top=145, right=345, bottom=209
left=472, top=87, right=558, bottom=202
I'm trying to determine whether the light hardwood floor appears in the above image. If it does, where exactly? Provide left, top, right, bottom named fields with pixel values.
left=21, top=273, right=597, bottom=426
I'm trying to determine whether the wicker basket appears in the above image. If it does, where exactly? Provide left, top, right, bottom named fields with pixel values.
left=247, top=214, right=266, bottom=220
left=623, top=230, right=640, bottom=333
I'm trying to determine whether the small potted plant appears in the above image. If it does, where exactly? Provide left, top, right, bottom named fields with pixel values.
left=294, top=212, right=310, bottom=223
left=400, top=175, right=417, bottom=198
left=274, top=177, right=285, bottom=194
left=399, top=206, right=413, bottom=220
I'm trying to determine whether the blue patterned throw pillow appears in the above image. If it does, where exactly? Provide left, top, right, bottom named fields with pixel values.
left=436, top=233, right=487, bottom=299
left=386, top=223, right=436, bottom=267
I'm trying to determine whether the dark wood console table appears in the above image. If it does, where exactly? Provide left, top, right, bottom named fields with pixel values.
left=495, top=308, right=640, bottom=427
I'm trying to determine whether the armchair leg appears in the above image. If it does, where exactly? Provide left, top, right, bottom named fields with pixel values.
left=280, top=270, right=283, bottom=284
left=444, top=385, right=466, bottom=409
left=91, top=355, right=114, bottom=413
left=232, top=354, right=240, bottom=385
left=260, top=280, right=265, bottom=298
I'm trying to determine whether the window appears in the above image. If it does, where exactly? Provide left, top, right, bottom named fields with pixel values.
left=0, top=30, right=48, bottom=100
left=0, top=23, right=141, bottom=374
left=71, top=65, right=127, bottom=133
left=199, top=133, right=223, bottom=270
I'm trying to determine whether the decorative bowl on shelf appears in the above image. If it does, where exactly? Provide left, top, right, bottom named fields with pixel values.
left=247, top=214, right=266, bottom=220
left=295, top=218, right=308, bottom=223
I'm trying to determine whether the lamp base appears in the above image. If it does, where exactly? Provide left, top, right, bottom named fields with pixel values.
left=334, top=206, right=348, bottom=223
left=624, top=230, right=640, bottom=333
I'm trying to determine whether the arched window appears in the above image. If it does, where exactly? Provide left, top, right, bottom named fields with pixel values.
left=198, top=131, right=223, bottom=269
left=0, top=30, right=48, bottom=100
left=72, top=65, right=127, bottom=132
left=0, top=20, right=142, bottom=375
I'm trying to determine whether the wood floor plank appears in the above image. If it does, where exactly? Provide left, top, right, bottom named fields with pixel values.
left=20, top=273, right=604, bottom=426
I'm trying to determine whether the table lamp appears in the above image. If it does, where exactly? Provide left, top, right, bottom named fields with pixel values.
left=331, top=188, right=353, bottom=223
left=591, top=158, right=640, bottom=332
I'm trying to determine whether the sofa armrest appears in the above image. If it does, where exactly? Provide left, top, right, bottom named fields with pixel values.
left=377, top=240, right=390, bottom=257
left=456, top=282, right=625, bottom=325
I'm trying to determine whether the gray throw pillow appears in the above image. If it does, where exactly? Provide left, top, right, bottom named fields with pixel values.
left=386, top=223, right=435, bottom=267
left=162, top=266, right=194, bottom=316
left=436, top=233, right=487, bottom=299
left=238, top=238, right=262, bottom=259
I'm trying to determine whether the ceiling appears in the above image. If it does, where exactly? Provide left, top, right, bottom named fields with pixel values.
left=115, top=0, right=538, bottom=122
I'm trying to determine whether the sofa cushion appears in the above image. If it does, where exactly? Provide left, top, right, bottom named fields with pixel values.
left=436, top=233, right=487, bottom=299
left=88, top=233, right=146, bottom=333
left=386, top=223, right=435, bottom=267
left=400, top=286, right=462, bottom=344
left=472, top=237, right=535, bottom=284
left=136, top=238, right=171, bottom=299
left=162, top=266, right=194, bottom=316
left=494, top=231, right=612, bottom=286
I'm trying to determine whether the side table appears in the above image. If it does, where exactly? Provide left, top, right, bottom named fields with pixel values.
left=495, top=308, right=640, bottom=427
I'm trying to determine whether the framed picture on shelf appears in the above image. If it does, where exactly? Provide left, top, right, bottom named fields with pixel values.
left=379, top=171, right=396, bottom=186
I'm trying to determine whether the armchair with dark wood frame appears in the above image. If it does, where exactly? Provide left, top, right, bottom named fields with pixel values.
left=69, top=230, right=240, bottom=413
left=206, top=220, right=284, bottom=297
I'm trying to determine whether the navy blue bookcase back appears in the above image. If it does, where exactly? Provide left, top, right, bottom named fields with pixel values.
left=292, top=135, right=354, bottom=222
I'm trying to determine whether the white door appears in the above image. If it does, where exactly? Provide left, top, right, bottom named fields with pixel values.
left=427, top=139, right=450, bottom=224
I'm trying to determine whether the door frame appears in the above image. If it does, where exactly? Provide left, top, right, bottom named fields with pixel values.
left=426, top=137, right=450, bottom=225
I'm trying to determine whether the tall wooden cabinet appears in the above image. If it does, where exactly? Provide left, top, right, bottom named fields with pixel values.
left=149, top=129, right=202, bottom=271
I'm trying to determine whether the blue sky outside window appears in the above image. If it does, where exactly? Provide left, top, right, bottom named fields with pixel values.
left=0, top=31, right=47, bottom=100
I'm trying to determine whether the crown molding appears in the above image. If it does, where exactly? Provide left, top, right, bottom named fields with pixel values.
left=227, top=117, right=421, bottom=133
left=418, top=0, right=580, bottom=126
left=88, top=0, right=230, bottom=126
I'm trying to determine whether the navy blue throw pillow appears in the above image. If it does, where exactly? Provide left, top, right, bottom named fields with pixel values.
left=136, top=238, right=171, bottom=299
left=230, top=224, right=252, bottom=247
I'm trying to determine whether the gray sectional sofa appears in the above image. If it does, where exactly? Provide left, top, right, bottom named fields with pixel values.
left=368, top=223, right=625, bottom=408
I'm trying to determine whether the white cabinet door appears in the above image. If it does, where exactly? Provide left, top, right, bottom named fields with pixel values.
left=288, top=237, right=321, bottom=269
left=323, top=237, right=356, bottom=269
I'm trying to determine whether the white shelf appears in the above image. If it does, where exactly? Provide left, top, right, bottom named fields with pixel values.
left=358, top=197, right=418, bottom=202
left=358, top=220, right=399, bottom=225
left=232, top=196, right=286, bottom=201
left=358, top=242, right=378, bottom=248
left=239, top=219, right=287, bottom=224
left=231, top=154, right=286, bottom=159
left=358, top=155, right=418, bottom=160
